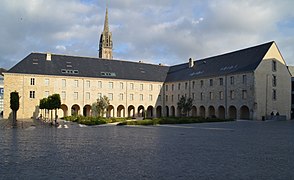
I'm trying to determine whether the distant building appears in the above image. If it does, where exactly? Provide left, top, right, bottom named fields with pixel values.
left=288, top=66, right=294, bottom=119
left=0, top=75, right=4, bottom=116
left=2, top=8, right=292, bottom=120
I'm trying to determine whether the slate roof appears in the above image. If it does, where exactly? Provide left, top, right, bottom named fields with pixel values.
left=7, top=41, right=274, bottom=82
left=165, top=41, right=274, bottom=82
left=7, top=53, right=169, bottom=82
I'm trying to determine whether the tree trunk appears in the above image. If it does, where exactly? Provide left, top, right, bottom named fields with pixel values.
left=12, top=110, right=17, bottom=127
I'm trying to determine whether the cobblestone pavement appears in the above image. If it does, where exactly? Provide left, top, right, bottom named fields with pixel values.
left=0, top=120, right=294, bottom=180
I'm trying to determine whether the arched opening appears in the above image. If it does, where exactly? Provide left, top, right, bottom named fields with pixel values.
left=83, top=105, right=91, bottom=117
left=240, top=105, right=250, bottom=120
left=165, top=106, right=169, bottom=117
left=138, top=105, right=145, bottom=117
left=208, top=106, right=215, bottom=118
left=60, top=104, right=68, bottom=117
left=199, top=106, right=205, bottom=118
left=218, top=106, right=225, bottom=119
left=117, top=105, right=125, bottom=117
left=229, top=106, right=237, bottom=119
left=170, top=106, right=175, bottom=117
left=71, top=104, right=80, bottom=116
left=107, top=105, right=114, bottom=118
left=192, top=106, right=197, bottom=117
left=128, top=105, right=135, bottom=118
left=156, top=106, right=162, bottom=118
left=147, top=106, right=153, bottom=118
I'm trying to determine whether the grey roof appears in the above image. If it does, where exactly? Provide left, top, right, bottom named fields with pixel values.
left=165, top=41, right=274, bottom=82
left=8, top=54, right=169, bottom=82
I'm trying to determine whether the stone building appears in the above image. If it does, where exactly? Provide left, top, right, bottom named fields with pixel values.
left=3, top=8, right=291, bottom=121
left=0, top=75, right=3, bottom=116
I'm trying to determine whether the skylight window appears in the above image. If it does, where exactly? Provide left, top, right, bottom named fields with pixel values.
left=101, top=72, right=116, bottom=77
left=61, top=69, right=79, bottom=74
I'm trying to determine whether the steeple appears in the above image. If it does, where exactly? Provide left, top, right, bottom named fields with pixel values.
left=99, top=7, right=113, bottom=59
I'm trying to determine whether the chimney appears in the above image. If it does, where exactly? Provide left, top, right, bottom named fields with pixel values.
left=189, top=58, right=194, bottom=68
left=46, top=53, right=52, bottom=61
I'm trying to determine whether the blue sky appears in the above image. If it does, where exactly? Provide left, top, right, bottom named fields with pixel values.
left=0, top=0, right=293, bottom=69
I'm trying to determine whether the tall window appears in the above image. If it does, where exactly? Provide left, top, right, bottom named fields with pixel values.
left=74, top=80, right=79, bottom=87
left=242, top=75, right=247, bottom=84
left=130, top=83, right=134, bottom=90
left=44, top=91, right=49, bottom=98
left=230, top=76, right=234, bottom=85
left=61, top=91, right=66, bottom=100
left=140, top=84, right=143, bottom=91
left=86, top=92, right=90, bottom=100
left=272, top=75, right=277, bottom=87
left=97, top=93, right=102, bottom=99
left=159, top=95, right=162, bottom=101
left=242, top=90, right=247, bottom=100
left=172, top=84, right=174, bottom=91
left=230, top=90, right=235, bottom=99
left=178, top=94, right=180, bottom=100
left=178, top=83, right=181, bottom=90
left=30, top=78, right=35, bottom=85
left=209, top=79, right=213, bottom=86
left=219, top=78, right=223, bottom=86
left=158, top=85, right=162, bottom=90
left=149, top=84, right=153, bottom=91
left=74, top=92, right=78, bottom=100
left=272, top=60, right=277, bottom=72
left=98, top=81, right=102, bottom=88
left=272, top=89, right=277, bottom=100
left=185, top=82, right=188, bottom=90
left=200, top=92, right=204, bottom=100
left=120, top=82, right=124, bottom=90
left=62, top=79, right=66, bottom=88
left=119, top=93, right=123, bottom=101
left=108, top=93, right=113, bottom=101
left=29, top=91, right=35, bottom=98
left=210, top=92, right=213, bottom=100
left=45, top=79, right=49, bottom=86
left=109, top=82, right=113, bottom=89
left=192, top=81, right=195, bottom=89
left=192, top=93, right=195, bottom=100
left=86, top=81, right=90, bottom=88
left=149, top=95, right=153, bottom=101
left=130, top=94, right=134, bottom=101
left=165, top=95, right=168, bottom=102
left=200, top=80, right=204, bottom=87
left=165, top=85, right=168, bottom=91
left=171, top=95, right=174, bottom=102
left=140, top=94, right=143, bottom=101
left=219, top=91, right=224, bottom=100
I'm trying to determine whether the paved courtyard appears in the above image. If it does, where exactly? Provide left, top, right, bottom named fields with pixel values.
left=0, top=120, right=294, bottom=180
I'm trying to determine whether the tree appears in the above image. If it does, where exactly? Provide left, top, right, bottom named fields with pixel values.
left=177, top=96, right=193, bottom=117
left=10, top=91, right=19, bottom=127
left=39, top=98, right=47, bottom=119
left=92, top=96, right=110, bottom=117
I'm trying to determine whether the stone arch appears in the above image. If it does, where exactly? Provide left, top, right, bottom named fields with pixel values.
left=156, top=106, right=162, bottom=118
left=192, top=106, right=197, bottom=117
left=138, top=105, right=145, bottom=117
left=128, top=105, right=135, bottom=118
left=107, top=105, right=114, bottom=118
left=171, top=106, right=176, bottom=117
left=83, top=105, right=91, bottom=117
left=71, top=104, right=80, bottom=116
left=117, top=105, right=125, bottom=117
left=165, top=106, right=169, bottom=117
left=229, top=106, right=237, bottom=119
left=218, top=106, right=225, bottom=119
left=199, top=106, right=205, bottom=118
left=240, top=105, right=250, bottom=120
left=60, top=104, right=68, bottom=117
left=208, top=106, right=215, bottom=118
left=147, top=106, right=153, bottom=118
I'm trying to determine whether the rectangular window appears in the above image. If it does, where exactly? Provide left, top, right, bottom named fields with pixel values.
left=242, top=75, right=247, bottom=84
left=209, top=79, right=213, bottom=86
left=45, top=79, right=49, bottom=86
left=192, top=81, right=195, bottom=89
left=140, top=84, right=143, bottom=91
left=44, top=91, right=49, bottom=98
left=120, top=82, right=124, bottom=90
left=149, top=95, right=152, bottom=101
left=98, top=81, right=102, bottom=88
left=200, top=80, right=204, bottom=87
left=230, top=76, right=234, bottom=85
left=130, top=83, right=134, bottom=90
left=119, top=93, right=123, bottom=101
left=140, top=94, right=143, bottom=101
left=172, top=84, right=174, bottom=91
left=62, top=91, right=66, bottom=100
left=178, top=94, right=180, bottom=100
left=74, top=92, right=78, bottom=100
left=149, top=84, right=153, bottom=91
left=219, top=91, right=224, bottom=100
left=272, top=75, right=277, bottom=87
left=272, top=60, right=277, bottom=72
left=62, top=79, right=66, bottom=88
left=30, top=78, right=35, bottom=85
left=230, top=90, right=235, bottom=99
left=210, top=92, right=213, bottom=100
left=242, top=90, right=247, bottom=100
left=178, top=83, right=181, bottom=90
left=165, top=85, right=168, bottom=91
left=165, top=95, right=168, bottom=102
left=29, top=91, right=35, bottom=98
left=74, top=80, right=79, bottom=87
left=200, top=92, right=204, bottom=100
left=158, top=95, right=162, bottom=101
left=109, top=82, right=113, bottom=89
left=273, top=89, right=277, bottom=100
left=185, top=82, right=188, bottom=90
left=171, top=95, right=174, bottom=102
left=192, top=93, right=195, bottom=100
left=97, top=93, right=102, bottom=99
left=108, top=93, right=113, bottom=101
left=86, top=92, right=90, bottom=100
left=86, top=81, right=90, bottom=88
left=219, top=78, right=223, bottom=86
left=130, top=94, right=134, bottom=101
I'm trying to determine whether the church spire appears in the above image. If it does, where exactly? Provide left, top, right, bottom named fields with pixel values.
left=98, top=7, right=113, bottom=59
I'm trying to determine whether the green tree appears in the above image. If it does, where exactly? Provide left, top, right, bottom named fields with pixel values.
left=93, top=96, right=110, bottom=117
left=177, top=96, right=193, bottom=116
left=39, top=98, right=47, bottom=119
left=10, top=91, right=20, bottom=127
